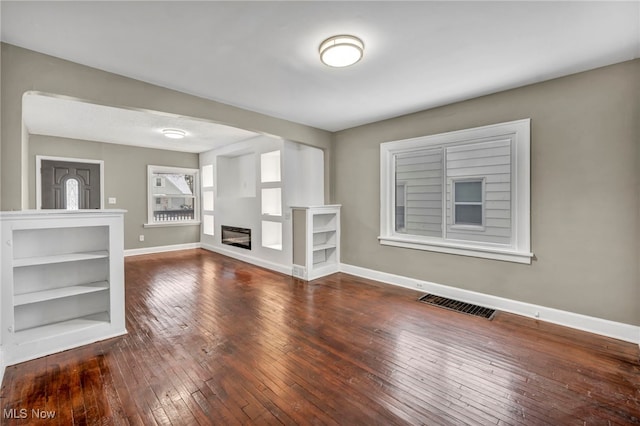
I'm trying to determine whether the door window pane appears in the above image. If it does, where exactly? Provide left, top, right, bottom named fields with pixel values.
left=65, top=178, right=79, bottom=210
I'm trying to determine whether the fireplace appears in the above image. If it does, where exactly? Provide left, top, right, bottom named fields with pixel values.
left=221, top=226, right=251, bottom=250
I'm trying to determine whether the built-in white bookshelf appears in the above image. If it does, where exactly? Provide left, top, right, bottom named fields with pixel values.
left=292, top=205, right=341, bottom=280
left=199, top=137, right=325, bottom=276
left=14, top=282, right=109, bottom=306
left=0, top=210, right=127, bottom=366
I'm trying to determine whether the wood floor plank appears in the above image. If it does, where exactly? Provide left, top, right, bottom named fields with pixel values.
left=1, top=248, right=638, bottom=425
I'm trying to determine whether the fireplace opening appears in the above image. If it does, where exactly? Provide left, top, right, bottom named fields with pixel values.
left=221, top=226, right=251, bottom=250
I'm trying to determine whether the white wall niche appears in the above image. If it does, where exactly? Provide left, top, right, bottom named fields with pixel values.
left=203, top=215, right=214, bottom=236
left=262, top=220, right=282, bottom=251
left=261, top=150, right=281, bottom=183
left=202, top=164, right=214, bottom=188
left=261, top=188, right=282, bottom=216
left=203, top=191, right=214, bottom=211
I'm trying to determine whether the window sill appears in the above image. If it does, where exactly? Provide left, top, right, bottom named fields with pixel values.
left=144, top=221, right=201, bottom=228
left=378, top=235, right=533, bottom=264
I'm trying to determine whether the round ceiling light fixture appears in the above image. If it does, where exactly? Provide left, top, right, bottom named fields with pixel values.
left=319, top=35, right=364, bottom=68
left=162, top=128, right=186, bottom=139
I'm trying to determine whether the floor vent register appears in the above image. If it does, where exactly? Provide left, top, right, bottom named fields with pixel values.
left=418, top=294, right=496, bottom=320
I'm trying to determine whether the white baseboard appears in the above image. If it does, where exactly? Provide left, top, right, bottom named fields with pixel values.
left=4, top=330, right=128, bottom=367
left=201, top=243, right=292, bottom=276
left=340, top=263, right=640, bottom=345
left=125, top=242, right=293, bottom=276
left=124, top=242, right=201, bottom=257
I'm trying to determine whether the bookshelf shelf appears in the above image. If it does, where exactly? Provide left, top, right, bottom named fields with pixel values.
left=1, top=210, right=127, bottom=366
left=291, top=205, right=341, bottom=281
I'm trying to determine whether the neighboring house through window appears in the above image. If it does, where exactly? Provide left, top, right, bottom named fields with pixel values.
left=146, top=165, right=200, bottom=227
left=379, top=119, right=532, bottom=264
left=452, top=178, right=484, bottom=227
left=395, top=181, right=407, bottom=232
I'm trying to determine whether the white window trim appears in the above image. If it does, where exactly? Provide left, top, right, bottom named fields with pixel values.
left=145, top=165, right=201, bottom=228
left=379, top=119, right=532, bottom=264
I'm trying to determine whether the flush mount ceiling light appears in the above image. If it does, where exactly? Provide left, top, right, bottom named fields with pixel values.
left=162, top=128, right=186, bottom=139
left=319, top=35, right=364, bottom=68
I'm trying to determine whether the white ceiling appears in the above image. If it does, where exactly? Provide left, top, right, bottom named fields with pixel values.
left=2, top=1, right=640, bottom=141
left=23, top=93, right=261, bottom=153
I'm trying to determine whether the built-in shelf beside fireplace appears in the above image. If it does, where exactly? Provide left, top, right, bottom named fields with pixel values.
left=199, top=135, right=325, bottom=276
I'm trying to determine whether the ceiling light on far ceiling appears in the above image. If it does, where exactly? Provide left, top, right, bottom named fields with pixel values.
left=162, top=128, right=186, bottom=139
left=319, top=35, right=364, bottom=68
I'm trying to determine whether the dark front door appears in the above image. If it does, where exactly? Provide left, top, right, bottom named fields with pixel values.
left=41, top=160, right=101, bottom=209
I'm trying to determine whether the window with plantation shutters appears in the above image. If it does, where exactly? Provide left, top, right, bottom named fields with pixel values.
left=380, top=119, right=532, bottom=264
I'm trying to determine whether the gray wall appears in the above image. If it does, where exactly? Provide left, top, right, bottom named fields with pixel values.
left=3, top=43, right=638, bottom=326
left=332, top=59, right=640, bottom=326
left=1, top=43, right=332, bottom=211
left=29, top=135, right=199, bottom=250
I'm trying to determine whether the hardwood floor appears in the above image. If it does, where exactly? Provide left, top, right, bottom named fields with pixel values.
left=1, top=248, right=639, bottom=425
